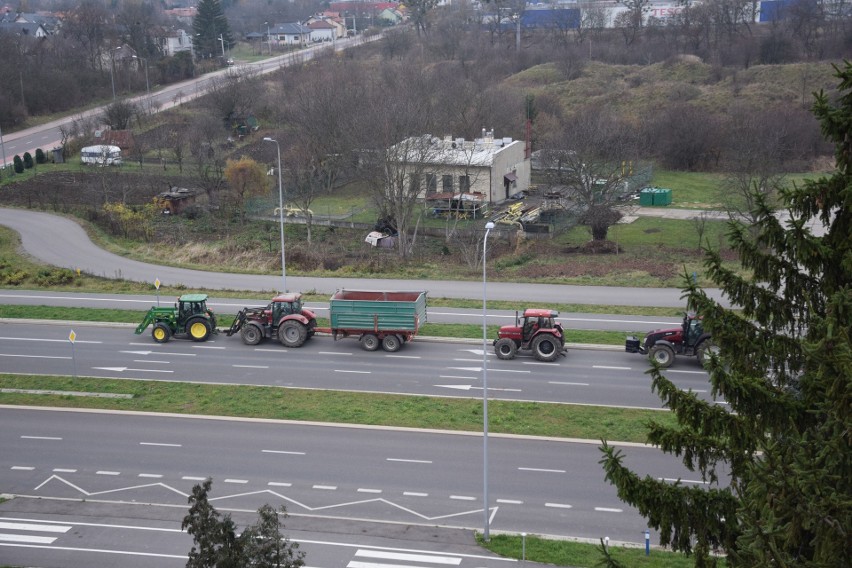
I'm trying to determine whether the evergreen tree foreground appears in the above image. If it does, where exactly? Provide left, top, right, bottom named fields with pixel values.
left=182, top=478, right=306, bottom=568
left=600, top=61, right=852, bottom=567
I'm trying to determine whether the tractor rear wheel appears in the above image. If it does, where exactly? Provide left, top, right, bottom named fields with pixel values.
left=649, top=344, right=675, bottom=368
left=494, top=338, right=518, bottom=360
left=531, top=335, right=560, bottom=362
left=381, top=334, right=402, bottom=352
left=152, top=322, right=171, bottom=343
left=360, top=334, right=380, bottom=351
left=697, top=341, right=718, bottom=367
left=187, top=318, right=212, bottom=342
left=278, top=321, right=308, bottom=347
left=241, top=324, right=263, bottom=346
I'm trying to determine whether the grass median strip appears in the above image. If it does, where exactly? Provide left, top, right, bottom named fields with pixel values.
left=0, top=374, right=670, bottom=443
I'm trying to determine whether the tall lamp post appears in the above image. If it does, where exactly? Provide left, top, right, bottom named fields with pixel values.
left=482, top=220, right=495, bottom=541
left=132, top=55, right=149, bottom=109
left=265, top=22, right=271, bottom=55
left=109, top=46, right=121, bottom=100
left=264, top=137, right=286, bottom=293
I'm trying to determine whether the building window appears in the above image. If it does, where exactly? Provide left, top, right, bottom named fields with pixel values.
left=426, top=174, right=437, bottom=194
left=459, top=175, right=470, bottom=192
left=442, top=174, right=453, bottom=192
left=409, top=174, right=421, bottom=193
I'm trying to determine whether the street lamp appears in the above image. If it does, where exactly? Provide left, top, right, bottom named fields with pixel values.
left=264, top=137, right=286, bottom=293
left=265, top=22, right=271, bottom=55
left=482, top=220, right=495, bottom=541
left=218, top=34, right=226, bottom=59
left=109, top=46, right=121, bottom=100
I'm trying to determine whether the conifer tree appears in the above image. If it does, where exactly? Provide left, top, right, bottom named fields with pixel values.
left=193, top=0, right=233, bottom=60
left=600, top=61, right=852, bottom=567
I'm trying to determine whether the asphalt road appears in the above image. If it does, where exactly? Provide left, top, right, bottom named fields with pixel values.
left=0, top=320, right=715, bottom=408
left=0, top=207, right=725, bottom=307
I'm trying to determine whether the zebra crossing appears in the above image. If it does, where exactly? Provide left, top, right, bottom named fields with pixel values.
left=0, top=519, right=71, bottom=544
left=347, top=548, right=463, bottom=568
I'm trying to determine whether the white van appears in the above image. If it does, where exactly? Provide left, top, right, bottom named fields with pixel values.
left=80, top=145, right=122, bottom=166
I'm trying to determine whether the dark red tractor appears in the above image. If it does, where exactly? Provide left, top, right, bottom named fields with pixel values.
left=493, top=308, right=567, bottom=362
left=625, top=312, right=715, bottom=368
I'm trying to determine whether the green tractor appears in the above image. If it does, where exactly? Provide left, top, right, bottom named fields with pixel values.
left=135, top=293, right=218, bottom=343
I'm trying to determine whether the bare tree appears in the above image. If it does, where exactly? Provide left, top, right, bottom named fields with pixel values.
left=189, top=114, right=229, bottom=207
left=539, top=108, right=641, bottom=244
left=203, top=65, right=262, bottom=127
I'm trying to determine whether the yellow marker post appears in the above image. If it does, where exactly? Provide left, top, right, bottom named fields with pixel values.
left=68, top=330, right=77, bottom=378
left=154, top=278, right=161, bottom=306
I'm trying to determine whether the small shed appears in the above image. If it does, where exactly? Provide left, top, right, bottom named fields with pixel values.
left=155, top=186, right=200, bottom=215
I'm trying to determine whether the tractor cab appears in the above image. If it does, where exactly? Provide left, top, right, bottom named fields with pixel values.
left=271, top=293, right=305, bottom=323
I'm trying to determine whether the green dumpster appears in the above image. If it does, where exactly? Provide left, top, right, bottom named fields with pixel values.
left=652, top=188, right=672, bottom=206
left=639, top=188, right=655, bottom=206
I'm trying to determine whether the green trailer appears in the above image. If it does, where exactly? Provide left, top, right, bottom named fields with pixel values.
left=226, top=289, right=427, bottom=352
left=135, top=293, right=218, bottom=343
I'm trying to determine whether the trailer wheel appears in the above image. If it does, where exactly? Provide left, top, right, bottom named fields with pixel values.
left=187, top=318, right=212, bottom=342
left=649, top=344, right=675, bottom=368
left=531, top=335, right=560, bottom=362
left=241, top=324, right=263, bottom=346
left=360, top=334, right=380, bottom=351
left=152, top=322, right=171, bottom=343
left=494, top=338, right=517, bottom=360
left=278, top=321, right=307, bottom=348
left=381, top=334, right=401, bottom=352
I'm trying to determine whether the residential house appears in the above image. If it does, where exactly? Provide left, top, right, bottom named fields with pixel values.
left=305, top=12, right=347, bottom=38
left=307, top=19, right=336, bottom=42
left=2, top=11, right=60, bottom=34
left=269, top=23, right=312, bottom=47
left=157, top=28, right=193, bottom=57
left=164, top=7, right=197, bottom=25
left=0, top=20, right=47, bottom=37
left=377, top=7, right=404, bottom=25
left=389, top=130, right=531, bottom=208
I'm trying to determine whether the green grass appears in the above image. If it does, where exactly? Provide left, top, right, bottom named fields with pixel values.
left=480, top=534, right=727, bottom=567
left=0, top=374, right=671, bottom=442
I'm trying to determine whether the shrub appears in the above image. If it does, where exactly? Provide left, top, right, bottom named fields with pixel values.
left=23, top=152, right=34, bottom=169
left=33, top=268, right=75, bottom=286
left=35, top=149, right=46, bottom=164
left=13, top=155, right=23, bottom=174
left=0, top=268, right=29, bottom=285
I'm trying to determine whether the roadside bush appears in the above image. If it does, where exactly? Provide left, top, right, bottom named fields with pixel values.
left=23, top=152, right=34, bottom=169
left=13, top=155, right=23, bottom=174
left=33, top=268, right=75, bottom=286
left=35, top=149, right=46, bottom=164
left=0, top=268, right=29, bottom=285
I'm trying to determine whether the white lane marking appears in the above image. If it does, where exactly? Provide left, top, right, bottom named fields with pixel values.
left=11, top=466, right=34, bottom=471
left=267, top=482, right=291, bottom=487
left=357, top=488, right=382, bottom=494
left=438, top=375, right=478, bottom=380
left=403, top=492, right=427, bottom=497
left=519, top=467, right=566, bottom=473
left=496, top=499, right=523, bottom=504
left=0, top=337, right=101, bottom=344
left=138, top=474, right=163, bottom=479
left=522, top=361, right=562, bottom=366
left=385, top=355, right=420, bottom=359
left=52, top=469, right=76, bottom=473
left=549, top=381, right=590, bottom=386
left=140, top=442, right=182, bottom=447
left=262, top=450, right=306, bottom=455
left=353, top=549, right=462, bottom=565
left=92, top=367, right=174, bottom=373
left=192, top=346, right=225, bottom=350
left=545, top=503, right=573, bottom=509
left=319, top=351, right=352, bottom=356
left=96, top=471, right=120, bottom=476
left=668, top=370, right=707, bottom=375
left=124, top=348, right=196, bottom=356
left=595, top=507, right=623, bottom=513
left=232, top=365, right=269, bottom=369
left=182, top=476, right=206, bottom=481
left=435, top=384, right=522, bottom=392
left=387, top=458, right=432, bottom=464
left=313, top=485, right=337, bottom=490
left=0, top=533, right=57, bottom=544
left=255, top=348, right=286, bottom=353
left=449, top=495, right=475, bottom=501
left=0, top=521, right=71, bottom=533
left=335, top=369, right=370, bottom=374
left=21, top=436, right=62, bottom=441
left=593, top=365, right=631, bottom=370
left=0, top=354, right=72, bottom=360
left=0, top=542, right=185, bottom=558
left=133, top=359, right=170, bottom=364
left=224, top=479, right=248, bottom=484
left=659, top=477, right=710, bottom=485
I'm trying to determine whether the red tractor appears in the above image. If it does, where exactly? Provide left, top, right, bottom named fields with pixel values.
left=625, top=312, right=715, bottom=368
left=226, top=293, right=318, bottom=347
left=493, top=308, right=567, bottom=362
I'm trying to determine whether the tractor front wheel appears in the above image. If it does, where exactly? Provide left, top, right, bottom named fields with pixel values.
left=494, top=338, right=517, bottom=360
left=278, top=321, right=308, bottom=348
left=360, top=334, right=380, bottom=351
left=531, top=335, right=560, bottom=362
left=381, top=334, right=402, bottom=352
left=241, top=324, right=263, bottom=346
left=649, top=344, right=676, bottom=368
left=152, top=322, right=171, bottom=343
left=187, top=318, right=212, bottom=342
